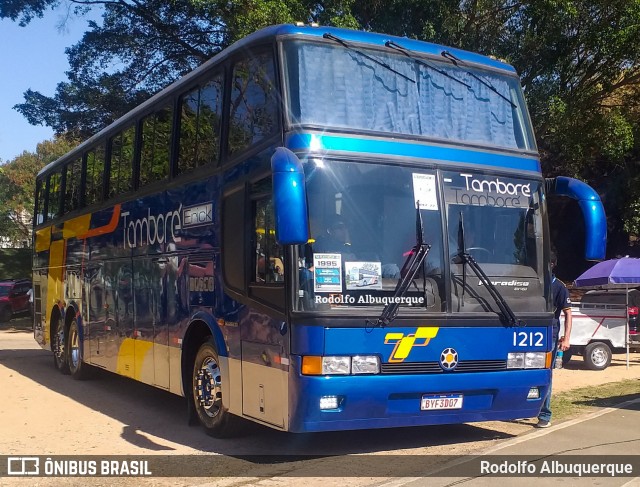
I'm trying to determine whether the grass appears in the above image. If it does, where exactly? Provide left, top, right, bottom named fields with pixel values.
left=551, top=379, right=640, bottom=422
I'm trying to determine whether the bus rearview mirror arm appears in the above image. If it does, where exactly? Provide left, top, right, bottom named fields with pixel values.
left=545, top=176, right=606, bottom=261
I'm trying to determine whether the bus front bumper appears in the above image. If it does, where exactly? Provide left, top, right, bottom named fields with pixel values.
left=287, top=364, right=551, bottom=433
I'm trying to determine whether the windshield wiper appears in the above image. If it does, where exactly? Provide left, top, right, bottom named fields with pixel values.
left=385, top=40, right=472, bottom=90
left=441, top=50, right=517, bottom=109
left=323, top=33, right=416, bottom=84
left=455, top=213, right=522, bottom=327
left=373, top=203, right=431, bottom=327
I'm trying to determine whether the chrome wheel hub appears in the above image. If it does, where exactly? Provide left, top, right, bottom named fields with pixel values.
left=195, top=357, right=222, bottom=418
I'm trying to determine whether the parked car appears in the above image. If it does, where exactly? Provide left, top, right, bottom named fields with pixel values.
left=0, top=279, right=32, bottom=322
left=561, top=288, right=640, bottom=370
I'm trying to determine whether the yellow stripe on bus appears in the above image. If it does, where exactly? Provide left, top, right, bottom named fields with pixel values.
left=116, top=338, right=155, bottom=383
left=63, top=214, right=92, bottom=239
left=35, top=226, right=52, bottom=252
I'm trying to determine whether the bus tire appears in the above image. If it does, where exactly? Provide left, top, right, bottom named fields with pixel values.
left=53, top=317, right=70, bottom=375
left=192, top=338, right=240, bottom=438
left=67, top=319, right=91, bottom=380
left=584, top=342, right=612, bottom=371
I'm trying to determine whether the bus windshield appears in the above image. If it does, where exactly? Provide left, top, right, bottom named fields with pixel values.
left=295, top=160, right=546, bottom=315
left=284, top=40, right=536, bottom=151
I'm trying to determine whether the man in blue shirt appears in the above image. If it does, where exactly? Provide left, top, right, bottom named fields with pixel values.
left=537, top=250, right=573, bottom=428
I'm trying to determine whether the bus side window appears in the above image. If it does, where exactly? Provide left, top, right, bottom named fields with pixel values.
left=35, top=178, right=45, bottom=225
left=253, top=194, right=284, bottom=284
left=85, top=145, right=105, bottom=206
left=64, top=157, right=83, bottom=213
left=228, top=51, right=278, bottom=156
left=47, top=170, right=62, bottom=221
left=140, top=104, right=172, bottom=187
left=108, top=125, right=135, bottom=199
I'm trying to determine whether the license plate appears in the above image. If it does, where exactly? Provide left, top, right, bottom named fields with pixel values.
left=421, top=394, right=463, bottom=410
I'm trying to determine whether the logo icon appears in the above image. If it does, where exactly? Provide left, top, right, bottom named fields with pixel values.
left=7, top=457, right=39, bottom=476
left=384, top=327, right=439, bottom=363
left=440, top=348, right=459, bottom=370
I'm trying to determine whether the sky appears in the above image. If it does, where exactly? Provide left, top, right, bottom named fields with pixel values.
left=0, top=5, right=97, bottom=163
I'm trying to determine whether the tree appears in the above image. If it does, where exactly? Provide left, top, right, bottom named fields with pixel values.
left=4, top=0, right=640, bottom=260
left=0, top=137, right=78, bottom=246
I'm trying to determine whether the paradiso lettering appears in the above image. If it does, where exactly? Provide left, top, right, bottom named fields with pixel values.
left=454, top=173, right=531, bottom=208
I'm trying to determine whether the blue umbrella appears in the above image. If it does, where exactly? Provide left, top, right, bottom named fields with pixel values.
left=574, top=257, right=640, bottom=288
left=573, top=257, right=640, bottom=368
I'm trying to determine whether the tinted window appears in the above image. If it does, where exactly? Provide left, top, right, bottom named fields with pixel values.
left=35, top=179, right=45, bottom=225
left=47, top=171, right=62, bottom=220
left=252, top=178, right=284, bottom=284
left=141, top=104, right=172, bottom=186
left=64, top=158, right=83, bottom=213
left=178, top=75, right=223, bottom=174
left=108, top=126, right=135, bottom=199
left=229, top=52, right=278, bottom=155
left=85, top=145, right=106, bottom=206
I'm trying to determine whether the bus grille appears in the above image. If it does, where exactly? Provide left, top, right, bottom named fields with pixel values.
left=380, top=360, right=507, bottom=374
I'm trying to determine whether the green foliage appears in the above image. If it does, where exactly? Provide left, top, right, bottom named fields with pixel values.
left=0, top=137, right=78, bottom=246
left=0, top=249, right=32, bottom=279
left=3, top=0, right=640, bottom=251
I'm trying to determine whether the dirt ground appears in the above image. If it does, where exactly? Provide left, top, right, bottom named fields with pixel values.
left=1, top=316, right=639, bottom=486
left=553, top=350, right=640, bottom=393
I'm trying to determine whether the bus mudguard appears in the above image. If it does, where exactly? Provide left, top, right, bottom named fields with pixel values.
left=545, top=176, right=606, bottom=261
left=188, top=310, right=228, bottom=358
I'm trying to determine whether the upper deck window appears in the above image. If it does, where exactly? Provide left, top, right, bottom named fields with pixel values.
left=284, top=40, right=535, bottom=151
left=142, top=104, right=172, bottom=184
left=177, top=75, right=223, bottom=174
left=108, top=125, right=135, bottom=199
left=228, top=51, right=278, bottom=156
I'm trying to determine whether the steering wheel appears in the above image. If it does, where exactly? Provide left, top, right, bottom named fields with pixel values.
left=466, top=247, right=492, bottom=260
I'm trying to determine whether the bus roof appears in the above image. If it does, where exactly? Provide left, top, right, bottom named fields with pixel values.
left=38, top=24, right=517, bottom=178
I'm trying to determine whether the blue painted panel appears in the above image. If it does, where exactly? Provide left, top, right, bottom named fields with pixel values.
left=285, top=133, right=541, bottom=173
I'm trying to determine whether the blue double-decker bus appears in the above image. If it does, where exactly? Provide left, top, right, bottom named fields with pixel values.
left=32, top=24, right=606, bottom=437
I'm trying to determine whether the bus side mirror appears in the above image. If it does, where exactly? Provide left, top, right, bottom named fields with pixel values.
left=545, top=176, right=607, bottom=261
left=271, top=147, right=310, bottom=245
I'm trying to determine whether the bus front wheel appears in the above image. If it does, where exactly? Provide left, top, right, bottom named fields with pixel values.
left=192, top=339, right=240, bottom=438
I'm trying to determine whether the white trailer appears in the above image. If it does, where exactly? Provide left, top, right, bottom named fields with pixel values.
left=560, top=289, right=638, bottom=370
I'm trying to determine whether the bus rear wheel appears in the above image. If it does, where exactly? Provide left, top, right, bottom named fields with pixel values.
left=68, top=319, right=91, bottom=380
left=192, top=339, right=240, bottom=438
left=53, top=318, right=70, bottom=375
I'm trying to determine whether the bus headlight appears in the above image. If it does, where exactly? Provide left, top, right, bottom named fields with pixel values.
left=301, top=355, right=380, bottom=375
left=507, top=352, right=546, bottom=369
left=524, top=352, right=546, bottom=369
left=322, top=356, right=351, bottom=375
left=351, top=355, right=380, bottom=374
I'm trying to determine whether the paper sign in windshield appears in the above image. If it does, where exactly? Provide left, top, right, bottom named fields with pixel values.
left=412, top=173, right=438, bottom=210
left=345, top=261, right=382, bottom=290
left=314, top=253, right=342, bottom=293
